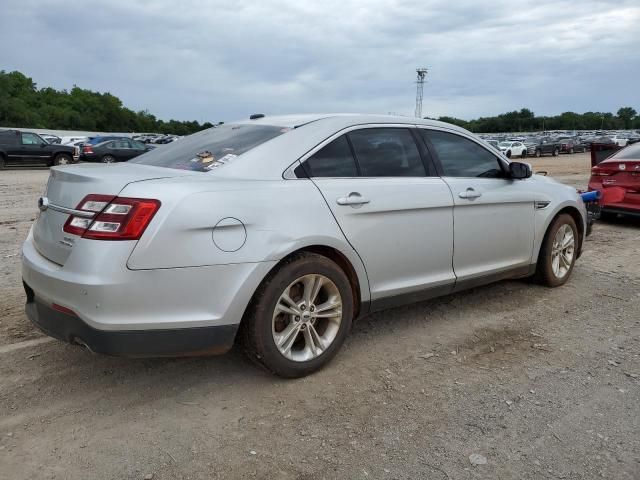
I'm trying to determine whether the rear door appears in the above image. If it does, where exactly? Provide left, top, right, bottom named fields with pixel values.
left=1, top=131, right=22, bottom=166
left=302, top=125, right=455, bottom=305
left=419, top=128, right=536, bottom=286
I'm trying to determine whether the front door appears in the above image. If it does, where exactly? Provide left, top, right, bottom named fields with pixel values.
left=19, top=132, right=50, bottom=166
left=419, top=128, right=536, bottom=285
left=303, top=126, right=456, bottom=305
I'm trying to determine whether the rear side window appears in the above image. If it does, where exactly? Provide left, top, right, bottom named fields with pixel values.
left=131, top=125, right=286, bottom=172
left=0, top=131, right=18, bottom=145
left=304, top=135, right=358, bottom=177
left=348, top=128, right=425, bottom=177
left=612, top=143, right=640, bottom=160
left=421, top=130, right=504, bottom=178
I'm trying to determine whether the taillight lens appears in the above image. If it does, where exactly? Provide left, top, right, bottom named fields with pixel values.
left=82, top=145, right=94, bottom=154
left=591, top=167, right=612, bottom=176
left=63, top=194, right=160, bottom=240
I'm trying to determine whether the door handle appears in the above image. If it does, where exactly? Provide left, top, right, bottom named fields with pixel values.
left=336, top=192, right=370, bottom=206
left=458, top=188, right=482, bottom=199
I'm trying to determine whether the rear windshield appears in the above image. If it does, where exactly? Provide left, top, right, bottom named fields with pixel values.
left=612, top=143, right=640, bottom=160
left=131, top=124, right=287, bottom=172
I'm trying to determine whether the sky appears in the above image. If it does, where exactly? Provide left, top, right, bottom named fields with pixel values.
left=2, top=0, right=639, bottom=123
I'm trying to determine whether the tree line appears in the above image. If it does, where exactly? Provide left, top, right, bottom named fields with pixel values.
left=1, top=70, right=638, bottom=135
left=435, top=107, right=639, bottom=133
left=0, top=70, right=215, bottom=135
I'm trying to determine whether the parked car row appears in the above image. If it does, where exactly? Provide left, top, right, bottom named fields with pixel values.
left=481, top=130, right=640, bottom=158
left=133, top=133, right=182, bottom=144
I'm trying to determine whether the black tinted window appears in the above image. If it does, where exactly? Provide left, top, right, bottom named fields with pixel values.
left=131, top=125, right=286, bottom=172
left=421, top=130, right=504, bottom=178
left=304, top=135, right=357, bottom=177
left=0, top=131, right=18, bottom=145
left=349, top=128, right=425, bottom=177
left=22, top=133, right=45, bottom=145
left=613, top=143, right=640, bottom=160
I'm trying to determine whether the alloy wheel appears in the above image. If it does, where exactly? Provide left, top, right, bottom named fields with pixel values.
left=551, top=224, right=575, bottom=279
left=272, top=274, right=342, bottom=362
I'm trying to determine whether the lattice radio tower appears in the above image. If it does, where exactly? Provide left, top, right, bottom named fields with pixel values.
left=414, top=68, right=428, bottom=118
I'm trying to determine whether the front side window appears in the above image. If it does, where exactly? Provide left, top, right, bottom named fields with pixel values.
left=421, top=130, right=504, bottom=178
left=22, top=133, right=45, bottom=145
left=348, top=128, right=425, bottom=177
left=304, top=135, right=358, bottom=177
left=131, top=124, right=286, bottom=172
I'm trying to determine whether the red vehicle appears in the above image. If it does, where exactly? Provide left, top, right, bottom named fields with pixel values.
left=588, top=143, right=640, bottom=218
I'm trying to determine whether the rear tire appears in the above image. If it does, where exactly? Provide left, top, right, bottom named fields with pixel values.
left=569, top=148, right=574, bottom=154
left=242, top=252, right=354, bottom=378
left=521, top=150, right=527, bottom=158
left=102, top=155, right=116, bottom=163
left=534, top=214, right=578, bottom=287
left=552, top=148, right=559, bottom=157
left=0, top=154, right=5, bottom=170
left=535, top=149, right=542, bottom=158
left=53, top=153, right=72, bottom=166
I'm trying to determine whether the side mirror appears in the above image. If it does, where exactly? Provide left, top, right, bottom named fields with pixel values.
left=509, top=161, right=532, bottom=179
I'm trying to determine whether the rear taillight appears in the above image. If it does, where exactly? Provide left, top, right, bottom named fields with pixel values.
left=82, top=145, right=94, bottom=154
left=591, top=167, right=612, bottom=176
left=63, top=194, right=161, bottom=240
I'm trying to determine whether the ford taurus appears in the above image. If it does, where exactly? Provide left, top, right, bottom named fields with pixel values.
left=22, top=114, right=588, bottom=377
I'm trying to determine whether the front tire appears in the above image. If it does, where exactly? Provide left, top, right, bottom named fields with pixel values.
left=534, top=214, right=578, bottom=287
left=242, top=253, right=354, bottom=378
left=552, top=148, right=559, bottom=157
left=506, top=150, right=512, bottom=158
left=535, top=149, right=542, bottom=158
left=0, top=154, right=5, bottom=170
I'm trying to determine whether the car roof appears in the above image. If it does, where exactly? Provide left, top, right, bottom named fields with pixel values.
left=231, top=113, right=469, bottom=134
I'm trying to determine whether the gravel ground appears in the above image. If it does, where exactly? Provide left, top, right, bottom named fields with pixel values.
left=0, top=153, right=639, bottom=479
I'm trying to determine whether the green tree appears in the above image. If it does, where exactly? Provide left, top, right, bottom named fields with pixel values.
left=617, top=107, right=637, bottom=129
left=0, top=70, right=217, bottom=135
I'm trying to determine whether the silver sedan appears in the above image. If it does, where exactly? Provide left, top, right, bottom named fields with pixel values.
left=22, top=114, right=588, bottom=377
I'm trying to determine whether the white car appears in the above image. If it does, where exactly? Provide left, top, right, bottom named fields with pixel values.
left=60, top=136, right=89, bottom=146
left=609, top=135, right=628, bottom=147
left=498, top=141, right=528, bottom=158
left=22, top=114, right=588, bottom=377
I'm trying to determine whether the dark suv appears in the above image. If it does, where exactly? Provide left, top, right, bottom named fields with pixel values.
left=0, top=130, right=79, bottom=169
left=526, top=137, right=562, bottom=157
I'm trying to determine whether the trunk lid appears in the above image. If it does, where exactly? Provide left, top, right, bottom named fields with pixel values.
left=596, top=160, right=640, bottom=205
left=33, top=163, right=195, bottom=265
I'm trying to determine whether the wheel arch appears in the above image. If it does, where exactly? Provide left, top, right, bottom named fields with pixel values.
left=50, top=151, right=73, bottom=166
left=239, top=244, right=369, bottom=331
left=535, top=205, right=585, bottom=263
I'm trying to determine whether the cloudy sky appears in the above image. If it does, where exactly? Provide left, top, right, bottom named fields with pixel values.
left=2, top=0, right=639, bottom=123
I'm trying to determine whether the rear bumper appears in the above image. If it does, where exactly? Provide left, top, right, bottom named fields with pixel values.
left=24, top=283, right=237, bottom=356
left=601, top=205, right=640, bottom=217
left=21, top=229, right=277, bottom=356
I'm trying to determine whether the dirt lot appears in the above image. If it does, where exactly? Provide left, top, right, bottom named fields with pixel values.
left=1, top=153, right=639, bottom=479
